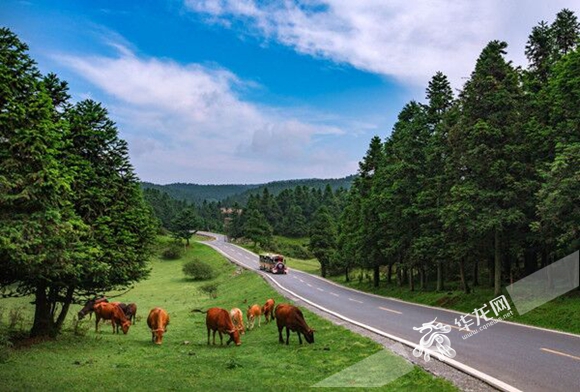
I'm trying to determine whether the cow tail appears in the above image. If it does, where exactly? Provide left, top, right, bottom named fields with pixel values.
left=191, top=309, right=207, bottom=314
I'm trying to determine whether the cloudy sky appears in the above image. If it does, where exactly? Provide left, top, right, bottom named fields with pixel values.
left=2, top=1, right=577, bottom=184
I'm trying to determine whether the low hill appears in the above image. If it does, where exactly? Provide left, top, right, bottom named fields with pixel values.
left=141, top=176, right=356, bottom=205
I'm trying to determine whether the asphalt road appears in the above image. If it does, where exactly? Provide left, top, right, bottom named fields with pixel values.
left=199, top=232, right=580, bottom=392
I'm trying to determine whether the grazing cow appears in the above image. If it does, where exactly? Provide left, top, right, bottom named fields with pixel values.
left=247, top=304, right=261, bottom=330
left=94, top=302, right=131, bottom=334
left=274, top=304, right=315, bottom=345
left=125, top=303, right=137, bottom=324
left=78, top=297, right=108, bottom=320
left=230, top=308, right=245, bottom=335
left=193, top=308, right=241, bottom=346
left=262, top=298, right=275, bottom=323
left=147, top=307, right=170, bottom=345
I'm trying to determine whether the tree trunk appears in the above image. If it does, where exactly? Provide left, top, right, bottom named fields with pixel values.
left=459, top=257, right=470, bottom=294
left=55, top=287, right=75, bottom=332
left=488, top=256, right=494, bottom=287
left=409, top=267, right=415, bottom=291
left=373, top=264, right=380, bottom=288
left=345, top=266, right=350, bottom=283
left=387, top=263, right=393, bottom=285
left=494, top=228, right=502, bottom=296
left=472, top=258, right=479, bottom=287
left=321, top=261, right=327, bottom=278
left=30, top=284, right=56, bottom=338
left=436, top=261, right=444, bottom=291
left=524, top=248, right=537, bottom=276
left=419, top=266, right=426, bottom=290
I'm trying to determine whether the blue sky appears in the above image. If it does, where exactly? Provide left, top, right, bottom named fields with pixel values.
left=2, top=1, right=577, bottom=184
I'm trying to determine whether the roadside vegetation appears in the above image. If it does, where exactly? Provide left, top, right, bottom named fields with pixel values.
left=0, top=240, right=457, bottom=391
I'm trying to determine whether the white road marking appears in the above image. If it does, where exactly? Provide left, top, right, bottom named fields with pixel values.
left=330, top=292, right=340, bottom=297
left=349, top=298, right=363, bottom=304
left=317, top=288, right=324, bottom=292
left=378, top=306, right=402, bottom=315
left=540, top=348, right=580, bottom=361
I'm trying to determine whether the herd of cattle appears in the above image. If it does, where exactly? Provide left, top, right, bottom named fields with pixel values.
left=77, top=297, right=315, bottom=346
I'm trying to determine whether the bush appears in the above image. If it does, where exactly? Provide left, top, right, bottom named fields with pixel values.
left=183, top=259, right=216, bottom=281
left=162, top=242, right=184, bottom=260
left=200, top=283, right=218, bottom=299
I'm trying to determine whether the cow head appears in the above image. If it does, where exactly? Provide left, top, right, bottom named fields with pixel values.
left=227, top=329, right=241, bottom=346
left=121, top=320, right=131, bottom=335
left=304, top=328, right=315, bottom=344
left=152, top=328, right=165, bottom=344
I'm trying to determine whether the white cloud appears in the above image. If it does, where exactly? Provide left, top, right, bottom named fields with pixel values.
left=56, top=45, right=357, bottom=184
left=186, top=0, right=577, bottom=88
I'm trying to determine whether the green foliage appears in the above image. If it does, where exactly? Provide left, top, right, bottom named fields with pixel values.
left=199, top=282, right=218, bottom=298
left=161, top=242, right=185, bottom=260
left=0, top=28, right=155, bottom=337
left=183, top=259, right=216, bottom=281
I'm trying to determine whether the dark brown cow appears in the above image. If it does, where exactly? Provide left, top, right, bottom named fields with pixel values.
left=193, top=308, right=241, bottom=346
left=94, top=302, right=131, bottom=334
left=125, top=303, right=137, bottom=324
left=274, top=304, right=315, bottom=345
left=78, top=297, right=108, bottom=320
left=261, top=298, right=275, bottom=323
left=147, top=307, right=169, bottom=345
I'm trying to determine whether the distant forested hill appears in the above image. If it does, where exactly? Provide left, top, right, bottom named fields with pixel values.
left=141, top=175, right=355, bottom=205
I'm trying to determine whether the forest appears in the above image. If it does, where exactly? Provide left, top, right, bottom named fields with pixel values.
left=147, top=9, right=580, bottom=298
left=333, top=9, right=580, bottom=296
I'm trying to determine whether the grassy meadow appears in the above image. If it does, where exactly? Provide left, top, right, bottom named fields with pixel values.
left=0, top=237, right=457, bottom=391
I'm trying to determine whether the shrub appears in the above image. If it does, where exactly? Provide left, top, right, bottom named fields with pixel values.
left=162, top=242, right=184, bottom=260
left=183, top=259, right=216, bottom=281
left=200, top=283, right=218, bottom=299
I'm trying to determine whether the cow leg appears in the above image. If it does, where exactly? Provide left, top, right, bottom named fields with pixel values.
left=258, top=316, right=261, bottom=328
left=112, top=320, right=116, bottom=334
left=95, top=316, right=100, bottom=333
left=285, top=327, right=290, bottom=345
left=297, top=332, right=303, bottom=344
left=218, top=331, right=223, bottom=345
left=278, top=325, right=284, bottom=344
left=207, top=328, right=210, bottom=345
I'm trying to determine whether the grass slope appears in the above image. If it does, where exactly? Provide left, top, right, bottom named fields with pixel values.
left=0, top=239, right=456, bottom=391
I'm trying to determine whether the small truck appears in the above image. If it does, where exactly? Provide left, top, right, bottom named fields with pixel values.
left=259, top=253, right=288, bottom=274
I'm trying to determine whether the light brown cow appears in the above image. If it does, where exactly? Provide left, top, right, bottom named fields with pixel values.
left=94, top=302, right=131, bottom=334
left=193, top=308, right=241, bottom=346
left=261, top=298, right=275, bottom=323
left=274, top=304, right=315, bottom=345
left=147, top=307, right=170, bottom=345
left=230, top=308, right=245, bottom=335
left=247, top=304, right=261, bottom=330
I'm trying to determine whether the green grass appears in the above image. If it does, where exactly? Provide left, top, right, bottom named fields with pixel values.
left=287, top=261, right=580, bottom=335
left=0, top=239, right=457, bottom=391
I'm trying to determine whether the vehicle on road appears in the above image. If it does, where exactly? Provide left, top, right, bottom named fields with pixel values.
left=259, top=253, right=287, bottom=274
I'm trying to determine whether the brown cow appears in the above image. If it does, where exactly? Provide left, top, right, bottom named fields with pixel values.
left=78, top=297, right=108, bottom=320
left=193, top=308, right=241, bottom=346
left=125, top=303, right=137, bottom=324
left=230, top=308, right=245, bottom=335
left=274, top=304, right=315, bottom=345
left=247, top=304, right=261, bottom=330
left=262, top=298, right=275, bottom=323
left=94, top=302, right=131, bottom=334
left=147, top=307, right=169, bottom=345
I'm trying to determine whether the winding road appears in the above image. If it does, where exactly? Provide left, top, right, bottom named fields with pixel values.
left=200, top=233, right=580, bottom=392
